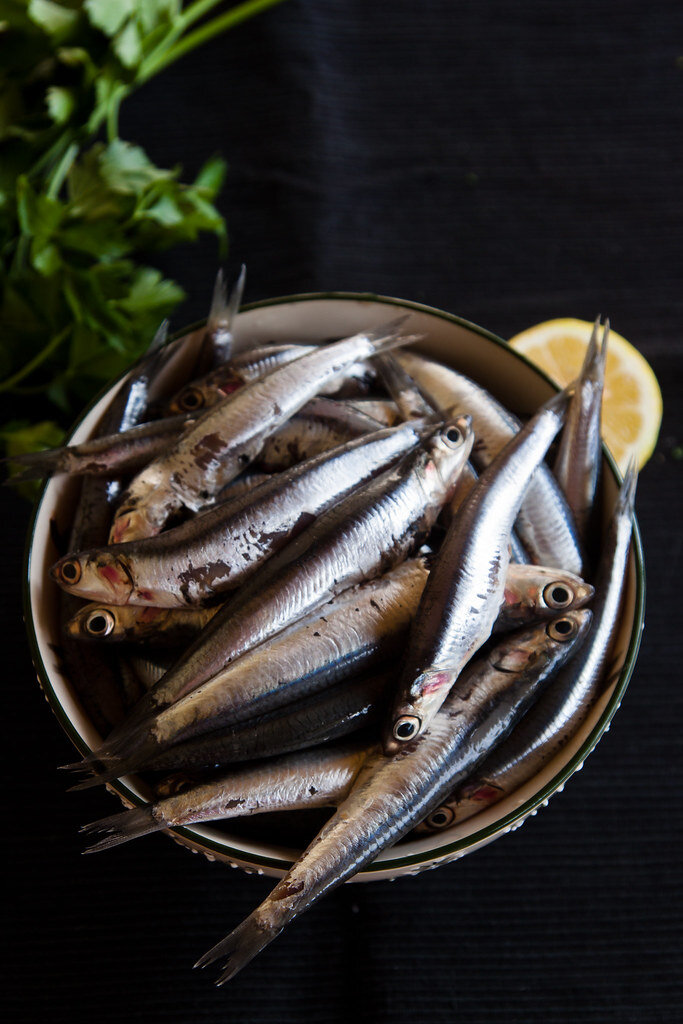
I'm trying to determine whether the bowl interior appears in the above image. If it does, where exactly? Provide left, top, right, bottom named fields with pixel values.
left=25, top=294, right=643, bottom=880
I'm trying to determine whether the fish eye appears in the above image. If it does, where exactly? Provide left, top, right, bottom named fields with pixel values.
left=543, top=582, right=573, bottom=609
left=424, top=805, right=455, bottom=830
left=85, top=609, right=116, bottom=637
left=60, top=559, right=81, bottom=585
left=443, top=426, right=463, bottom=447
left=178, top=387, right=205, bottom=412
left=392, top=715, right=421, bottom=742
left=547, top=617, right=577, bottom=641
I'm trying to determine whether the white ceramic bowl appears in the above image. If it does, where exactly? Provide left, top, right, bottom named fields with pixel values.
left=24, top=293, right=644, bottom=881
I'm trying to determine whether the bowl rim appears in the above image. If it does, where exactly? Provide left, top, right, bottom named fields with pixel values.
left=22, top=290, right=645, bottom=875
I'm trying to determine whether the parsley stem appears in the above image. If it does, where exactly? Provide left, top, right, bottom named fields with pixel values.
left=0, top=326, right=71, bottom=393
left=136, top=0, right=288, bottom=84
left=106, top=85, right=129, bottom=142
left=46, top=143, right=79, bottom=200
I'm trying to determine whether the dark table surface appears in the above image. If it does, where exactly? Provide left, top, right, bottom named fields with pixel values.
left=5, top=3, right=682, bottom=1022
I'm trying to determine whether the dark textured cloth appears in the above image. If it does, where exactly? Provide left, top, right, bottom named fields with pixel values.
left=4, top=3, right=682, bottom=1021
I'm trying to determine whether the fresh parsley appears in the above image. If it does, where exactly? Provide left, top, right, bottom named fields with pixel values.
left=0, top=0, right=287, bottom=474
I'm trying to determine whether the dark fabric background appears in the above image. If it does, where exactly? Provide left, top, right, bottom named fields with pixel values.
left=4, top=2, right=682, bottom=1021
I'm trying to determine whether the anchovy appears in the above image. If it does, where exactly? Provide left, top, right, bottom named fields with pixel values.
left=383, top=388, right=571, bottom=752
left=108, top=319, right=418, bottom=542
left=444, top=461, right=530, bottom=564
left=195, top=610, right=592, bottom=984
left=68, top=417, right=473, bottom=780
left=397, top=351, right=584, bottom=573
left=344, top=399, right=400, bottom=426
left=140, top=671, right=391, bottom=775
left=65, top=603, right=216, bottom=645
left=51, top=419, right=429, bottom=607
left=166, top=346, right=378, bottom=417
left=374, top=352, right=436, bottom=420
left=5, top=413, right=193, bottom=483
left=495, top=563, right=593, bottom=631
left=418, top=462, right=637, bottom=831
left=165, top=343, right=315, bottom=415
left=63, top=559, right=591, bottom=651
left=553, top=318, right=608, bottom=547
left=256, top=398, right=383, bottom=472
left=80, top=741, right=371, bottom=853
left=68, top=558, right=430, bottom=780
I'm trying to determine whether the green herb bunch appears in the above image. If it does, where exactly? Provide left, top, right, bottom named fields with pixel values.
left=0, top=0, right=285, bottom=464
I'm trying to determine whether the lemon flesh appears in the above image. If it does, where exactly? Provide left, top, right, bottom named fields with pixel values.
left=509, top=318, right=662, bottom=473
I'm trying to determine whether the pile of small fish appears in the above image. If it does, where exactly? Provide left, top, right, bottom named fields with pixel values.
left=21, top=272, right=636, bottom=985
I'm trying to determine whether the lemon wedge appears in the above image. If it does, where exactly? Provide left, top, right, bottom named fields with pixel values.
left=508, top=318, right=662, bottom=472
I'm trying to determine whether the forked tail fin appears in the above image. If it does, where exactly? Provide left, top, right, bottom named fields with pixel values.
left=195, top=912, right=284, bottom=986
left=80, top=805, right=160, bottom=853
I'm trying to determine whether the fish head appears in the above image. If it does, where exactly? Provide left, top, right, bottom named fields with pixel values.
left=504, top=565, right=595, bottom=620
left=167, top=376, right=241, bottom=416
left=423, top=414, right=474, bottom=499
left=50, top=551, right=134, bottom=604
left=413, top=780, right=505, bottom=834
left=66, top=604, right=120, bottom=641
left=382, top=668, right=457, bottom=754
left=491, top=608, right=593, bottom=675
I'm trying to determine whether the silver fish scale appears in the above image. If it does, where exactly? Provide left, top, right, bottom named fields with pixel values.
left=482, top=490, right=634, bottom=786
left=144, top=558, right=429, bottom=750
left=167, top=334, right=395, bottom=507
left=110, top=328, right=406, bottom=541
left=387, top=395, right=567, bottom=743
left=398, top=351, right=584, bottom=574
left=156, top=744, right=367, bottom=828
left=114, top=426, right=471, bottom=726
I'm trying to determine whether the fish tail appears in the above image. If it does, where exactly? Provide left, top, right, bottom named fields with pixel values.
left=583, top=315, right=601, bottom=370
left=225, top=264, right=246, bottom=326
left=80, top=805, right=160, bottom=853
left=60, top=721, right=158, bottom=790
left=2, top=448, right=65, bottom=482
left=208, top=265, right=245, bottom=334
left=598, top=317, right=610, bottom=375
left=370, top=328, right=425, bottom=357
left=617, top=456, right=638, bottom=514
left=147, top=318, right=170, bottom=354
left=374, top=352, right=437, bottom=419
left=65, top=756, right=130, bottom=791
left=581, top=315, right=608, bottom=385
left=194, top=911, right=283, bottom=985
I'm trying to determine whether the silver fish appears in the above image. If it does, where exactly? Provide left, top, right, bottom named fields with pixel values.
left=444, top=461, right=530, bottom=564
left=195, top=609, right=591, bottom=985
left=383, top=388, right=572, bottom=751
left=56, top=326, right=186, bottom=732
left=553, top=318, right=608, bottom=545
left=65, top=603, right=216, bottom=645
left=5, top=413, right=193, bottom=483
left=52, top=418, right=429, bottom=607
left=166, top=346, right=378, bottom=417
left=69, top=417, right=473, bottom=780
left=80, top=741, right=370, bottom=853
left=419, top=462, right=637, bottom=831
left=139, top=670, right=391, bottom=775
left=109, top=319, right=418, bottom=542
left=255, top=397, right=383, bottom=472
left=397, top=350, right=584, bottom=574
left=70, top=558, right=430, bottom=779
